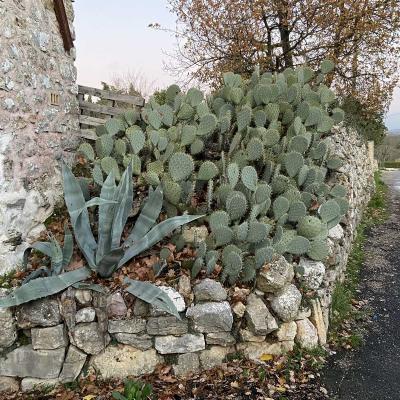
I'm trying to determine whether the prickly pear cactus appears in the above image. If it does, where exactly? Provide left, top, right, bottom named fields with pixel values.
left=78, top=60, right=348, bottom=284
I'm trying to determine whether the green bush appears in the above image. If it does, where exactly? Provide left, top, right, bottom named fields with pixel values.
left=113, top=380, right=153, bottom=400
left=79, top=61, right=348, bottom=284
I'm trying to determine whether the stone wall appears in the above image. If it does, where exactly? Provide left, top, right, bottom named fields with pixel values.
left=0, top=127, right=375, bottom=393
left=0, top=0, right=78, bottom=274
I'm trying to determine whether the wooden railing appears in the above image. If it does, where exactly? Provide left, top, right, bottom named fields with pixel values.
left=78, top=85, right=145, bottom=140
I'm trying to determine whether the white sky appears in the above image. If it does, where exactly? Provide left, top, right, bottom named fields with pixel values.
left=74, top=0, right=399, bottom=130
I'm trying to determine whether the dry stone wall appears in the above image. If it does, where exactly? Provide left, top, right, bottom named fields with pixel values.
left=0, top=0, right=79, bottom=274
left=0, top=127, right=375, bottom=392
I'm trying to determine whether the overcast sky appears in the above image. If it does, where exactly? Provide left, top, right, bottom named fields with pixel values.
left=74, top=0, right=400, bottom=130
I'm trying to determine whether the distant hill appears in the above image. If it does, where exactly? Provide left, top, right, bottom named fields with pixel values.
left=389, top=128, right=400, bottom=135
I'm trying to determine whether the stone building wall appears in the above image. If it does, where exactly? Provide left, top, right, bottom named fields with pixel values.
left=0, top=127, right=376, bottom=392
left=0, top=0, right=78, bottom=274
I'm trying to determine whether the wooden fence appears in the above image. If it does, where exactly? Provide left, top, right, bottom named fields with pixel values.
left=78, top=85, right=145, bottom=140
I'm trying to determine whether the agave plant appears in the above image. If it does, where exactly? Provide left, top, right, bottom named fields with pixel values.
left=21, top=226, right=74, bottom=284
left=0, top=162, right=202, bottom=317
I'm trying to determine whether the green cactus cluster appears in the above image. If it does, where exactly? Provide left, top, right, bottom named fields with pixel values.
left=78, top=60, right=348, bottom=285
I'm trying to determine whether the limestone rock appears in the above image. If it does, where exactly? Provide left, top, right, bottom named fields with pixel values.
left=173, top=353, right=200, bottom=376
left=296, top=307, right=312, bottom=320
left=232, top=301, right=246, bottom=318
left=75, top=290, right=92, bottom=306
left=75, top=307, right=96, bottom=323
left=108, top=318, right=146, bottom=334
left=114, top=333, right=153, bottom=350
left=59, top=345, right=87, bottom=383
left=150, top=286, right=186, bottom=315
left=245, top=294, right=278, bottom=335
left=206, top=332, right=236, bottom=346
left=295, top=318, right=319, bottom=349
left=239, top=329, right=266, bottom=343
left=178, top=274, right=192, bottom=300
left=328, top=224, right=344, bottom=241
left=186, top=301, right=233, bottom=333
left=21, top=378, right=59, bottom=392
left=310, top=299, right=327, bottom=345
left=200, top=346, right=232, bottom=370
left=275, top=321, right=297, bottom=341
left=182, top=225, right=208, bottom=243
left=270, top=284, right=302, bottom=322
left=0, top=377, right=19, bottom=393
left=296, top=258, right=325, bottom=290
left=91, top=345, right=161, bottom=378
left=193, top=279, right=227, bottom=302
left=31, top=324, right=68, bottom=350
left=71, top=323, right=110, bottom=355
left=16, top=298, right=61, bottom=328
left=133, top=299, right=149, bottom=316
left=256, top=256, right=294, bottom=293
left=155, top=334, right=205, bottom=354
left=0, top=345, right=65, bottom=378
left=0, top=289, right=16, bottom=349
left=107, top=292, right=127, bottom=318
left=146, top=316, right=188, bottom=335
left=237, top=341, right=283, bottom=361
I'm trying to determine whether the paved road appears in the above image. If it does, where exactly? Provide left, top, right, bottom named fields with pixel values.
left=323, top=170, right=400, bottom=399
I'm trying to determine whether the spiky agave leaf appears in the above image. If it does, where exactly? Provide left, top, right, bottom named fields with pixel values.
left=124, top=278, right=181, bottom=319
left=119, top=214, right=203, bottom=268
left=0, top=268, right=91, bottom=308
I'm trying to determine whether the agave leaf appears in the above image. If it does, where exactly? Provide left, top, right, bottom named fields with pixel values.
left=124, top=278, right=181, bottom=319
left=50, top=235, right=63, bottom=276
left=62, top=226, right=74, bottom=270
left=96, top=248, right=125, bottom=278
left=62, top=161, right=97, bottom=255
left=22, top=241, right=58, bottom=271
left=111, top=165, right=133, bottom=249
left=119, top=214, right=203, bottom=267
left=21, top=267, right=50, bottom=285
left=97, top=172, right=117, bottom=263
left=125, top=186, right=163, bottom=246
left=0, top=268, right=91, bottom=308
left=72, top=282, right=108, bottom=293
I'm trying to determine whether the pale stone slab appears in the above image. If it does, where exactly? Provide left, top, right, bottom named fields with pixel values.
left=173, top=353, right=200, bottom=376
left=108, top=318, right=146, bottom=334
left=155, top=334, right=205, bottom=354
left=146, top=316, right=188, bottom=335
left=91, top=345, right=162, bottom=378
left=31, top=324, right=68, bottom=350
left=0, top=345, right=65, bottom=378
left=193, top=279, right=227, bottom=302
left=199, top=346, right=233, bottom=370
left=0, top=376, right=19, bottom=393
left=21, top=378, right=59, bottom=392
left=114, top=333, right=153, bottom=350
left=295, top=318, right=319, bottom=349
left=270, top=284, right=302, bottom=322
left=0, top=289, right=16, bottom=349
left=59, top=345, right=87, bottom=383
left=245, top=293, right=278, bottom=335
left=16, top=298, right=61, bottom=329
left=256, top=256, right=294, bottom=293
left=71, top=323, right=110, bottom=355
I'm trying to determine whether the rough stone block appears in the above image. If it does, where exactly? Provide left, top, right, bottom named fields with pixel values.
left=193, top=279, right=227, bottom=302
left=0, top=345, right=65, bottom=378
left=296, top=258, right=325, bottom=290
left=59, top=345, right=87, bottom=383
left=108, top=318, right=146, bottom=334
left=0, top=289, right=16, bottom=349
left=107, top=292, right=127, bottom=318
left=270, top=284, right=302, bottom=322
left=186, top=301, right=233, bottom=333
left=75, top=290, right=92, bottom=306
left=90, top=345, right=162, bottom=378
left=236, top=341, right=283, bottom=361
left=256, top=256, right=294, bottom=293
left=32, top=324, right=68, bottom=350
left=75, top=307, right=96, bottom=323
left=206, top=332, right=236, bottom=346
left=173, top=353, right=200, bottom=376
left=16, top=298, right=61, bottom=329
left=295, top=318, right=319, bottom=349
left=199, top=346, right=233, bottom=370
left=275, top=321, right=297, bottom=341
left=239, top=329, right=266, bottom=343
left=0, top=376, right=19, bottom=393
left=21, top=378, right=59, bottom=392
left=245, top=293, right=278, bottom=335
left=146, top=316, right=188, bottom=336
left=155, top=334, right=205, bottom=354
left=114, top=333, right=153, bottom=350
left=71, top=323, right=110, bottom=355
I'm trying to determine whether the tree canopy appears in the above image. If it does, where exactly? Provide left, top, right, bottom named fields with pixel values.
left=160, top=0, right=400, bottom=113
